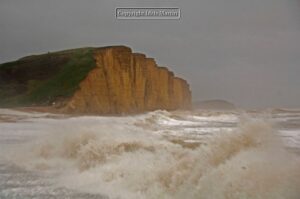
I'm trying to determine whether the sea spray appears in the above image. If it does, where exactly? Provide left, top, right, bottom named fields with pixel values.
left=2, top=111, right=300, bottom=199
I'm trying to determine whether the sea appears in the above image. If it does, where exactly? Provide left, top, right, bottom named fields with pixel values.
left=0, top=108, right=300, bottom=199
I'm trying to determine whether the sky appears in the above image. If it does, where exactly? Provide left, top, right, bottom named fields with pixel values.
left=1, top=0, right=300, bottom=108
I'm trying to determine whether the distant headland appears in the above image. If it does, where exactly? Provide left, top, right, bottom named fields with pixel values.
left=193, top=100, right=236, bottom=110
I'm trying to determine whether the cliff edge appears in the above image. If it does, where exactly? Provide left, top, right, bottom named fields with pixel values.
left=0, top=46, right=192, bottom=114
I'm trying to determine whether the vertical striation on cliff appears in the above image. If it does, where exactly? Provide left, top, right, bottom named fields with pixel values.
left=65, top=46, right=192, bottom=114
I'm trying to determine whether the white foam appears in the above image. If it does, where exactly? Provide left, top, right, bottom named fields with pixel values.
left=1, top=110, right=300, bottom=199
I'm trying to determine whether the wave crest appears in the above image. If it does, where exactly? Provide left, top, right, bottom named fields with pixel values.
left=6, top=114, right=300, bottom=199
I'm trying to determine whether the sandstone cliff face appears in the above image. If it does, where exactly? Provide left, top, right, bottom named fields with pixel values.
left=64, top=46, right=191, bottom=114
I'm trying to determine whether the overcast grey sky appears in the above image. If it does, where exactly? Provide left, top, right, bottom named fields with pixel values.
left=1, top=0, right=300, bottom=108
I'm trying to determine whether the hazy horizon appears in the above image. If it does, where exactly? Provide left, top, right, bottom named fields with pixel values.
left=1, top=0, right=300, bottom=108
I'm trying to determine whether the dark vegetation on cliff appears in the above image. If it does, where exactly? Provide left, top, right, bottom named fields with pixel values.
left=0, top=48, right=95, bottom=107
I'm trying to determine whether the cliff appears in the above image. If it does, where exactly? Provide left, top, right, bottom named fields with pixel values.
left=0, top=46, right=192, bottom=114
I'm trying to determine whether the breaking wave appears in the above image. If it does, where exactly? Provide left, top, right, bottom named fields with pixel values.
left=3, top=111, right=300, bottom=199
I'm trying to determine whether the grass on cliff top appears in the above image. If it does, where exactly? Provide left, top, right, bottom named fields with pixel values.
left=29, top=48, right=95, bottom=103
left=0, top=48, right=96, bottom=107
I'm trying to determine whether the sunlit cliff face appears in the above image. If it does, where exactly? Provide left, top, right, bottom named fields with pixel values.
left=64, top=46, right=191, bottom=114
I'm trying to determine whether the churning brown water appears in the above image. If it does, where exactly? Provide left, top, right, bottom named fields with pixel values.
left=0, top=109, right=300, bottom=199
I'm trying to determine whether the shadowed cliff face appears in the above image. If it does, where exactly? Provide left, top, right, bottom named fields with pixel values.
left=64, top=46, right=191, bottom=114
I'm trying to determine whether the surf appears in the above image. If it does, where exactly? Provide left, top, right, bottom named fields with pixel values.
left=1, top=110, right=300, bottom=199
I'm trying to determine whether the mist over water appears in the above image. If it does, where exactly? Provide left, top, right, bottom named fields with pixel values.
left=0, top=109, right=300, bottom=199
